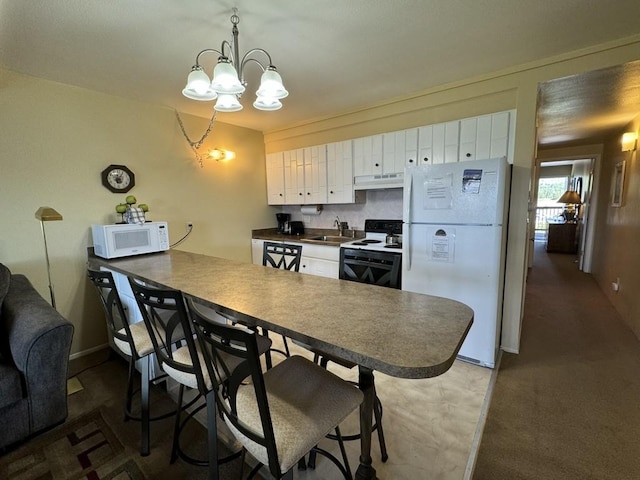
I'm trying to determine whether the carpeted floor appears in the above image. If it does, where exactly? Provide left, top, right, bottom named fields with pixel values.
left=473, top=242, right=640, bottom=479
left=1, top=352, right=245, bottom=480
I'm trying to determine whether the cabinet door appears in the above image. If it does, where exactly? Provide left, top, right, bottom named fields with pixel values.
left=459, top=115, right=492, bottom=161
left=251, top=239, right=264, bottom=265
left=353, top=135, right=383, bottom=176
left=418, top=125, right=434, bottom=165
left=490, top=111, right=511, bottom=159
left=266, top=152, right=285, bottom=204
left=404, top=128, right=418, bottom=168
left=327, top=140, right=355, bottom=204
left=304, top=145, right=327, bottom=204
left=283, top=150, right=297, bottom=204
left=383, top=129, right=417, bottom=174
left=443, top=121, right=460, bottom=163
left=294, top=148, right=305, bottom=204
left=300, top=256, right=339, bottom=278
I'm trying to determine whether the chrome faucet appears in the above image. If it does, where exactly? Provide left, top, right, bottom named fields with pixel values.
left=335, top=216, right=348, bottom=236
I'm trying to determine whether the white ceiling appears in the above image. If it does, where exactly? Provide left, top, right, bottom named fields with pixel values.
left=1, top=0, right=640, bottom=144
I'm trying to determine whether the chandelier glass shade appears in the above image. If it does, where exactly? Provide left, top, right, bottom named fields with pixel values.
left=182, top=9, right=288, bottom=112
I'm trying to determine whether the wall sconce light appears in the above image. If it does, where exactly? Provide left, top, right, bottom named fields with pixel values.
left=621, top=131, right=637, bottom=152
left=35, top=206, right=63, bottom=309
left=208, top=148, right=235, bottom=162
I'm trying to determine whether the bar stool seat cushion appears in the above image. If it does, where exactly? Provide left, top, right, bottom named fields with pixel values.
left=226, top=355, right=363, bottom=473
left=113, top=321, right=157, bottom=358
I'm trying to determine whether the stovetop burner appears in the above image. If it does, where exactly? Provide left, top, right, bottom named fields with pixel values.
left=341, top=219, right=403, bottom=253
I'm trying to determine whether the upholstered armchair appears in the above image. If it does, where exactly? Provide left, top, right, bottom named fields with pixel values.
left=0, top=263, right=74, bottom=450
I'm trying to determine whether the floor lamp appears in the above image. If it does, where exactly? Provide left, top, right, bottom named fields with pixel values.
left=35, top=206, right=63, bottom=309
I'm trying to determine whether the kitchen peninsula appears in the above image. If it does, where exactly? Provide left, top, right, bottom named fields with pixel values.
left=88, top=249, right=473, bottom=480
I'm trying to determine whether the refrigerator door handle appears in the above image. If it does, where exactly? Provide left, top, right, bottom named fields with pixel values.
left=406, top=222, right=412, bottom=271
left=404, top=172, right=413, bottom=223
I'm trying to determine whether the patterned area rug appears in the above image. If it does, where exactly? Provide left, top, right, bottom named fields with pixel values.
left=0, top=409, right=145, bottom=480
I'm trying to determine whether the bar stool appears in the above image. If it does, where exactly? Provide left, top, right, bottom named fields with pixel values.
left=87, top=269, right=176, bottom=457
left=191, top=306, right=364, bottom=480
left=261, top=241, right=303, bottom=364
left=128, top=279, right=272, bottom=479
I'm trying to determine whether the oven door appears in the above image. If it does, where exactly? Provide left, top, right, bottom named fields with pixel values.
left=339, top=248, right=402, bottom=289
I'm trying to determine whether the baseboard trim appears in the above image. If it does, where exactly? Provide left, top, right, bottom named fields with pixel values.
left=69, top=343, right=110, bottom=361
left=464, top=349, right=502, bottom=480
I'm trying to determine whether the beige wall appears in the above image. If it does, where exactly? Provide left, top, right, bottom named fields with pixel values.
left=0, top=68, right=276, bottom=356
left=263, top=37, right=640, bottom=355
left=591, top=116, right=640, bottom=337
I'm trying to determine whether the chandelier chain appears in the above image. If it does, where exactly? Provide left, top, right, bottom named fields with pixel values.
left=175, top=110, right=217, bottom=167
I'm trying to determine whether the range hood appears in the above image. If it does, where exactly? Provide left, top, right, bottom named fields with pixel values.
left=353, top=172, right=404, bottom=190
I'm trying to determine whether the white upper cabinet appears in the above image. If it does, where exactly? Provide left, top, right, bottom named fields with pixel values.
left=421, top=121, right=459, bottom=164
left=303, top=145, right=327, bottom=204
left=326, top=140, right=357, bottom=204
left=283, top=150, right=298, bottom=204
left=459, top=111, right=511, bottom=161
left=266, top=110, right=515, bottom=199
left=266, top=152, right=285, bottom=205
left=489, top=111, right=512, bottom=160
left=353, top=134, right=384, bottom=177
left=383, top=128, right=418, bottom=173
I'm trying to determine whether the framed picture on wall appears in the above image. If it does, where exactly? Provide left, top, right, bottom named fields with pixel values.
left=611, top=160, right=626, bottom=207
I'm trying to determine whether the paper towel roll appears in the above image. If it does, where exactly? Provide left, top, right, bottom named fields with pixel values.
left=301, top=205, right=323, bottom=216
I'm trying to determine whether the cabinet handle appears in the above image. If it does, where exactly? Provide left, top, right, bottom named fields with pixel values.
left=408, top=159, right=414, bottom=163
left=466, top=153, right=471, bottom=158
left=330, top=190, right=334, bottom=194
left=423, top=157, right=429, bottom=162
left=375, top=163, right=380, bottom=167
left=307, top=192, right=311, bottom=195
left=299, top=192, right=302, bottom=196
left=279, top=193, right=283, bottom=196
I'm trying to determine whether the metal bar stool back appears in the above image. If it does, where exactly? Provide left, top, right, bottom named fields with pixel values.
left=191, top=312, right=364, bottom=480
left=87, top=269, right=174, bottom=457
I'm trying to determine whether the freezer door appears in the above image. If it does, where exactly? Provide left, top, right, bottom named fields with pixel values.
left=403, top=157, right=509, bottom=226
left=402, top=223, right=504, bottom=367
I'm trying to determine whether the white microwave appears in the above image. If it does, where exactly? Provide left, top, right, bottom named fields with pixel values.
left=91, top=222, right=170, bottom=259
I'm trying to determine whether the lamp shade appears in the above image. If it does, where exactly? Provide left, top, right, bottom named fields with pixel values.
left=214, top=94, right=243, bottom=112
left=253, top=96, right=282, bottom=111
left=621, top=132, right=637, bottom=152
left=557, top=190, right=582, bottom=204
left=255, top=67, right=288, bottom=99
left=182, top=67, right=218, bottom=101
left=210, top=58, right=245, bottom=95
left=35, top=207, right=63, bottom=221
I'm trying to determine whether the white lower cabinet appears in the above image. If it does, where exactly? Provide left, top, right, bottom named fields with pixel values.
left=251, top=239, right=264, bottom=265
left=251, top=239, right=339, bottom=279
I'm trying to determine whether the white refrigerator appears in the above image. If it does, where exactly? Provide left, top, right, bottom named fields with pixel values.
left=402, top=157, right=511, bottom=368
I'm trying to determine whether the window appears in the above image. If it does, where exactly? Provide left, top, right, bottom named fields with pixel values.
left=537, top=177, right=569, bottom=207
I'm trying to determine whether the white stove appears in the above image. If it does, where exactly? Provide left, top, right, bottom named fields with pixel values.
left=341, top=219, right=403, bottom=252
left=339, top=219, right=403, bottom=289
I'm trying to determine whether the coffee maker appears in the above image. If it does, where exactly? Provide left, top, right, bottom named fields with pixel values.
left=276, top=213, right=290, bottom=234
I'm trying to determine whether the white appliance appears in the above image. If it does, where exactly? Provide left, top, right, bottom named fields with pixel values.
left=402, top=157, right=511, bottom=368
left=340, top=219, right=403, bottom=289
left=92, top=221, right=170, bottom=259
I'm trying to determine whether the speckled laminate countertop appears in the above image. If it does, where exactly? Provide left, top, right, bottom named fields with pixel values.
left=88, top=249, right=473, bottom=379
left=252, top=228, right=363, bottom=246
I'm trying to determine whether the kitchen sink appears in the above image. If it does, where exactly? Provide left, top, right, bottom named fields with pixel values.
left=303, top=235, right=351, bottom=245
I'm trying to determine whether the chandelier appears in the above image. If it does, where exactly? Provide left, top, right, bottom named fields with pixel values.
left=182, top=8, right=288, bottom=112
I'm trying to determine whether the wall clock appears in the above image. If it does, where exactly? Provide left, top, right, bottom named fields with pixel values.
left=101, top=164, right=135, bottom=193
